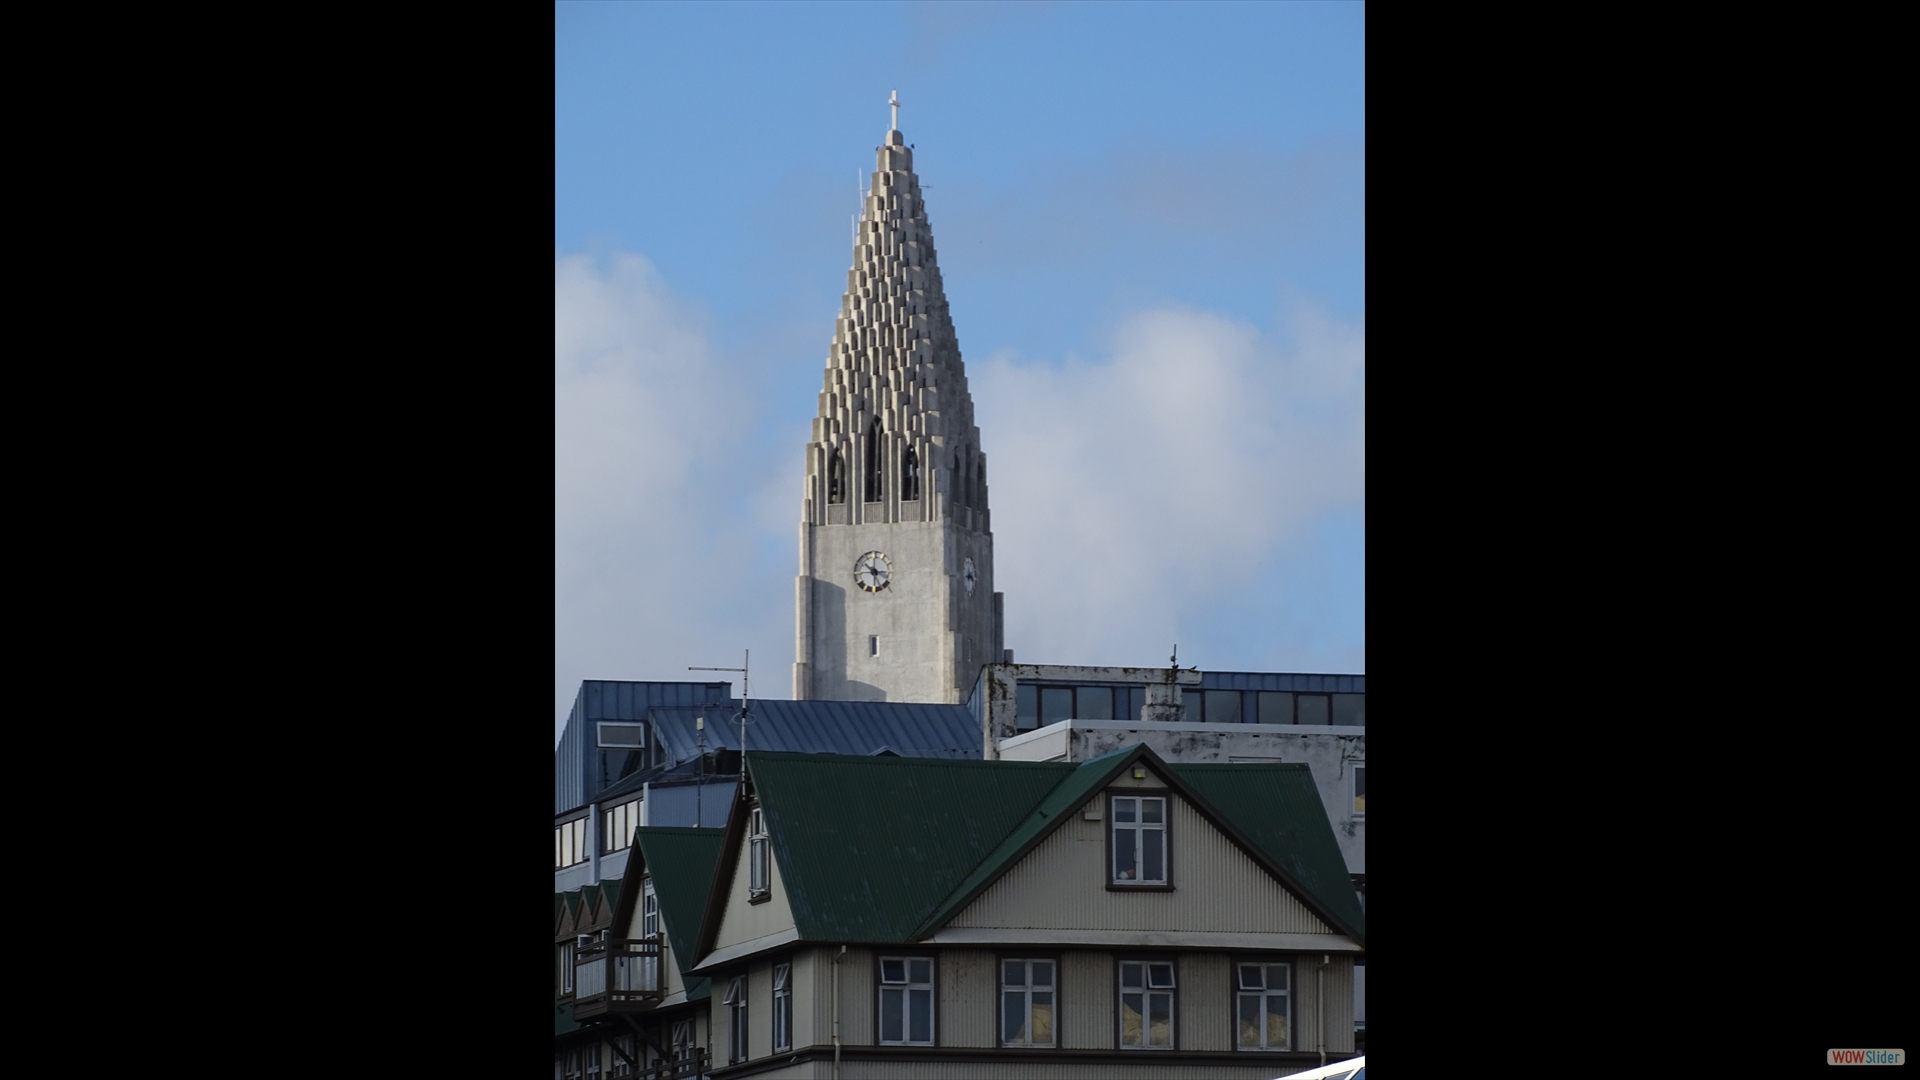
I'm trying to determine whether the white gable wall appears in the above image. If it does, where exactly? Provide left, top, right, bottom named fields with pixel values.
left=946, top=792, right=1335, bottom=937
left=712, top=839, right=799, bottom=954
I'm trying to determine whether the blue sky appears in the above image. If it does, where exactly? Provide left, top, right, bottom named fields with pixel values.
left=555, top=1, right=1364, bottom=739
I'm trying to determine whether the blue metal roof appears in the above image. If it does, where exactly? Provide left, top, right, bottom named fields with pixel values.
left=556, top=680, right=735, bottom=813
left=647, top=699, right=982, bottom=766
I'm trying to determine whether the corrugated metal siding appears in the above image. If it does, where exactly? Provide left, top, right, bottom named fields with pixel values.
left=1061, top=950, right=1113, bottom=1049
left=557, top=695, right=584, bottom=813
left=1180, top=953, right=1231, bottom=1051
left=649, top=699, right=980, bottom=765
left=938, top=949, right=997, bottom=1047
left=792, top=948, right=819, bottom=1050
left=839, top=947, right=874, bottom=1046
left=556, top=681, right=733, bottom=812
left=749, top=958, right=774, bottom=1060
left=1201, top=672, right=1364, bottom=695
left=713, top=839, right=798, bottom=951
left=949, top=799, right=1333, bottom=935
left=1291, top=954, right=1354, bottom=1056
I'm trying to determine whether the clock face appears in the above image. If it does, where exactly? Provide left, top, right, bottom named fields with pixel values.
left=963, top=557, right=976, bottom=595
left=854, top=551, right=892, bottom=593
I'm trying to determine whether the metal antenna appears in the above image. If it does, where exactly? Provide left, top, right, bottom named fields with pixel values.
left=690, top=650, right=752, bottom=758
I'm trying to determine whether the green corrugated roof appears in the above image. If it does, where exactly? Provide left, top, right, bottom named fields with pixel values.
left=632, top=827, right=726, bottom=973
left=722, top=747, right=1364, bottom=952
left=1171, top=763, right=1365, bottom=943
left=748, top=753, right=1076, bottom=943
left=909, top=746, right=1139, bottom=938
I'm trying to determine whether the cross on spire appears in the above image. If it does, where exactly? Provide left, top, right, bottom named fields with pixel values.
left=889, top=89, right=899, bottom=132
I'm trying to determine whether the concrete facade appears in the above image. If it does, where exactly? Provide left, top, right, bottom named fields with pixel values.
left=794, top=125, right=1001, bottom=705
left=974, top=663, right=1364, bottom=877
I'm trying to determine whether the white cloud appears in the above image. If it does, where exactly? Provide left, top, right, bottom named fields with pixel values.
left=554, top=253, right=793, bottom=743
left=975, top=300, right=1364, bottom=671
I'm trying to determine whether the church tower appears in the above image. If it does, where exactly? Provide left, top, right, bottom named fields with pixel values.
left=793, top=96, right=1001, bottom=704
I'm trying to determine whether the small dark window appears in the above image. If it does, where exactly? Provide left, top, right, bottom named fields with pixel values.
left=902, top=444, right=920, bottom=501
left=1332, top=693, right=1365, bottom=727
left=828, top=449, right=845, bottom=504
left=1206, top=690, right=1243, bottom=724
left=1128, top=686, right=1146, bottom=722
left=1257, top=692, right=1294, bottom=724
left=865, top=420, right=885, bottom=502
left=1016, top=684, right=1038, bottom=731
left=1040, top=687, right=1073, bottom=724
left=1076, top=686, right=1114, bottom=720
left=1297, top=694, right=1331, bottom=725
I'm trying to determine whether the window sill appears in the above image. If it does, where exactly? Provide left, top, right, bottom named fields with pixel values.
left=748, top=891, right=771, bottom=905
left=1105, top=882, right=1174, bottom=892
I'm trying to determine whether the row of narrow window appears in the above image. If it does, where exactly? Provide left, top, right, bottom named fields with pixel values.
left=701, top=955, right=1297, bottom=1055
left=827, top=421, right=981, bottom=506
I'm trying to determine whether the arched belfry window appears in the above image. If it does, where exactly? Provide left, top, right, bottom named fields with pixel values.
left=902, top=445, right=920, bottom=501
left=864, top=419, right=884, bottom=503
left=828, top=449, right=845, bottom=505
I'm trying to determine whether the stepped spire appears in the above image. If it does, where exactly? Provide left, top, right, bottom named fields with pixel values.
left=793, top=111, right=1002, bottom=705
left=798, top=115, right=988, bottom=532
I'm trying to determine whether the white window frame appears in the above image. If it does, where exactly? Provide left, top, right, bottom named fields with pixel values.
left=556, top=817, right=589, bottom=869
left=559, top=939, right=575, bottom=996
left=641, top=883, right=660, bottom=990
left=611, top=1034, right=635, bottom=1078
left=1352, top=764, right=1365, bottom=820
left=724, top=976, right=748, bottom=1063
left=748, top=807, right=770, bottom=900
left=1234, top=959, right=1292, bottom=1050
left=671, top=1019, right=694, bottom=1064
left=773, top=962, right=793, bottom=1052
left=1110, top=796, right=1168, bottom=885
left=1117, top=959, right=1176, bottom=1049
left=878, top=955, right=936, bottom=1046
left=999, top=957, right=1057, bottom=1047
left=583, top=1041, right=602, bottom=1080
left=605, top=798, right=641, bottom=854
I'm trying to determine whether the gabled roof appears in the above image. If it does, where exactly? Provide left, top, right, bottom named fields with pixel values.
left=1170, top=763, right=1365, bottom=939
left=691, top=746, right=1363, bottom=963
left=695, top=754, right=1074, bottom=955
left=610, top=827, right=727, bottom=1002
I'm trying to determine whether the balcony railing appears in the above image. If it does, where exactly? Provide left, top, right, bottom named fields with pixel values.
left=572, top=934, right=665, bottom=1019
left=612, top=1049, right=707, bottom=1080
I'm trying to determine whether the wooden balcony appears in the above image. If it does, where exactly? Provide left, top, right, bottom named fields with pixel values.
left=572, top=934, right=666, bottom=1020
left=611, top=1048, right=707, bottom=1080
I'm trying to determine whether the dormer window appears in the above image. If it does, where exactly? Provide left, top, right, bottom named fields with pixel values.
left=1110, top=796, right=1168, bottom=886
left=748, top=806, right=770, bottom=902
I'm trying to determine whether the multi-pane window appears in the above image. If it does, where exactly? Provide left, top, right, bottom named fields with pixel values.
left=563, top=1046, right=583, bottom=1080
left=584, top=1042, right=602, bottom=1080
left=641, top=885, right=660, bottom=989
left=1111, top=797, right=1167, bottom=885
left=604, top=799, right=641, bottom=854
left=556, top=817, right=589, bottom=869
left=558, top=940, right=576, bottom=996
left=879, top=957, right=935, bottom=1045
left=1000, top=959, right=1055, bottom=1047
left=599, top=722, right=647, bottom=788
left=1353, top=765, right=1365, bottom=818
left=612, top=1035, right=634, bottom=1078
left=671, top=1020, right=694, bottom=1065
left=773, top=963, right=793, bottom=1052
left=1236, top=962, right=1291, bottom=1050
left=1118, top=960, right=1175, bottom=1048
left=748, top=807, right=770, bottom=899
left=724, top=977, right=748, bottom=1063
